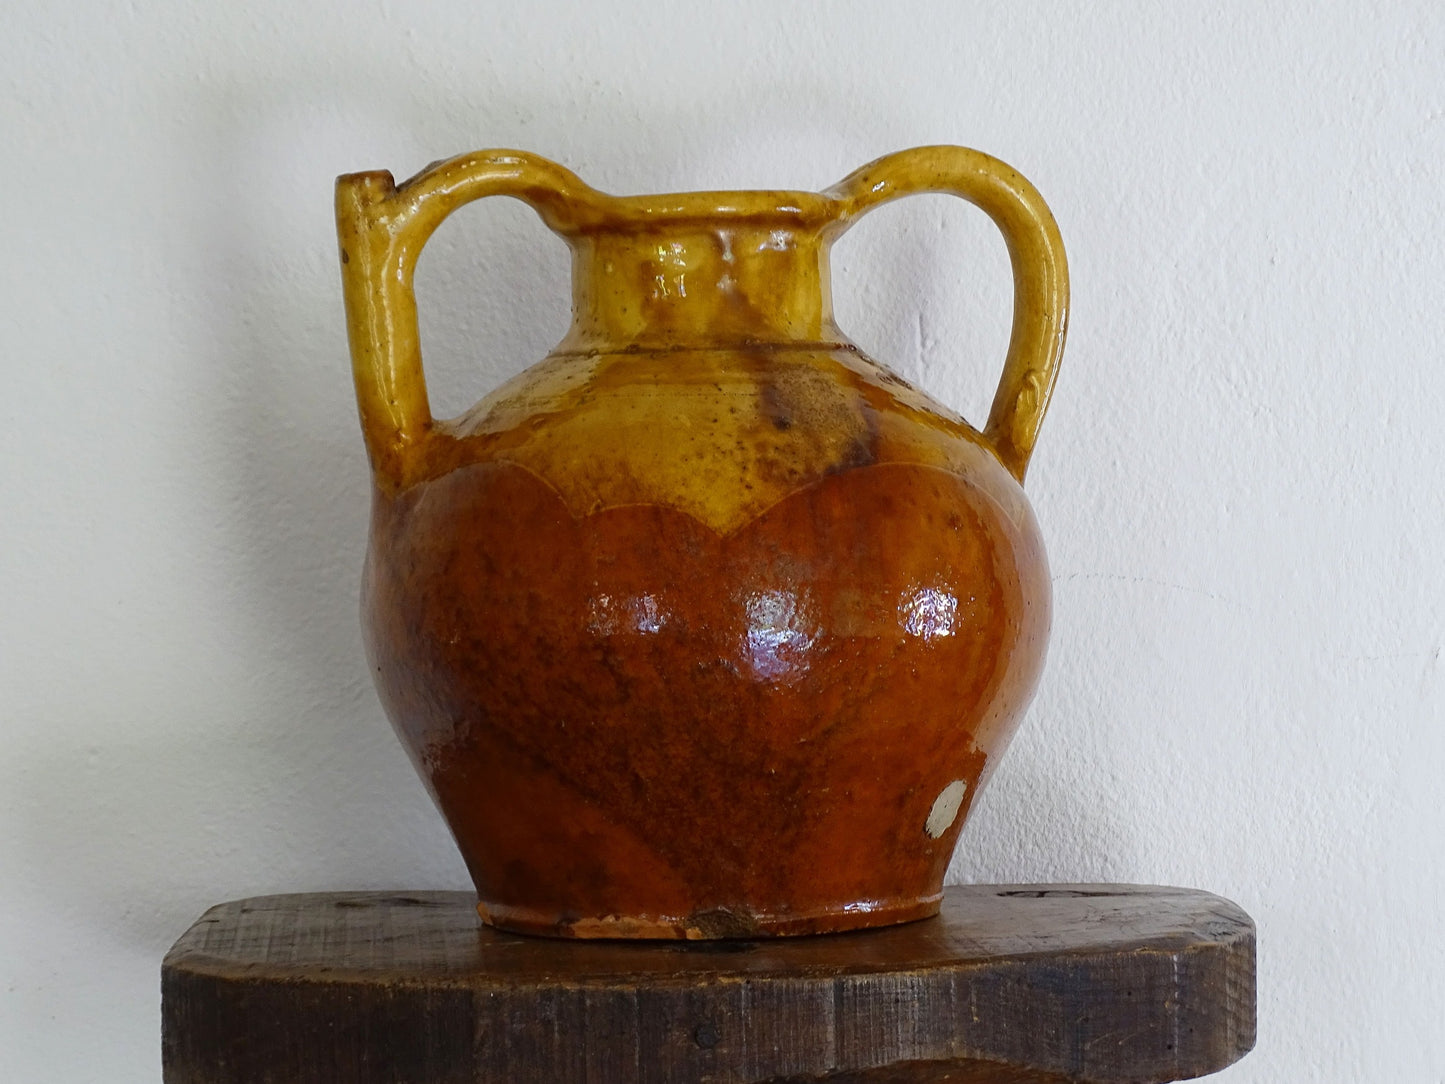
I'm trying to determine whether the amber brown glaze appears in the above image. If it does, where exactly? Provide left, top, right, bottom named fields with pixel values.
left=337, top=148, right=1068, bottom=937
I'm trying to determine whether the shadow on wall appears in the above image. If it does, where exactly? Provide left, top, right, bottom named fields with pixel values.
left=948, top=683, right=1143, bottom=889
left=12, top=55, right=1128, bottom=956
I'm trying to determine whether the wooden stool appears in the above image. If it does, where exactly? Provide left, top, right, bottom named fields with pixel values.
left=162, top=884, right=1254, bottom=1082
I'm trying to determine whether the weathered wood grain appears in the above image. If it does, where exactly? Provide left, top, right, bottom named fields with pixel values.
left=161, top=884, right=1254, bottom=1083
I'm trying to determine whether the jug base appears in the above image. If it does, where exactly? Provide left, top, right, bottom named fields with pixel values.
left=476, top=893, right=943, bottom=940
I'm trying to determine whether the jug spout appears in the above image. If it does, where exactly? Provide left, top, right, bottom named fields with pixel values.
left=559, top=219, right=842, bottom=352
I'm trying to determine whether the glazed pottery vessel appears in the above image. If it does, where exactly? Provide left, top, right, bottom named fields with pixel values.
left=336, top=146, right=1068, bottom=938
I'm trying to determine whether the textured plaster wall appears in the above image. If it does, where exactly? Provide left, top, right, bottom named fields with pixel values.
left=2, top=2, right=1442, bottom=1079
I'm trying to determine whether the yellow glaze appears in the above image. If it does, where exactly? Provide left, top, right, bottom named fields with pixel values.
left=337, top=147, right=1067, bottom=498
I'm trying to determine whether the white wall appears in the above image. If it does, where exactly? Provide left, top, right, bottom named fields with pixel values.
left=3, top=2, right=1441, bottom=1079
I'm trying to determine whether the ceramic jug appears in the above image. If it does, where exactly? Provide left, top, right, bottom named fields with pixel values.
left=337, top=146, right=1067, bottom=938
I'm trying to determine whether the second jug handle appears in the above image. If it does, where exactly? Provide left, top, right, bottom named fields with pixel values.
left=335, top=150, right=594, bottom=490
left=827, top=146, right=1069, bottom=483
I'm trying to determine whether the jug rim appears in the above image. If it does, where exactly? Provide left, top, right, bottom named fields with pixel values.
left=553, top=188, right=845, bottom=235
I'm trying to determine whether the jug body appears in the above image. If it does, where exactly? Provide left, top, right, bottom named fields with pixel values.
left=337, top=147, right=1068, bottom=937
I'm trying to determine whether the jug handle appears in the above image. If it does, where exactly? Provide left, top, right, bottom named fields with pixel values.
left=335, top=151, right=594, bottom=489
left=827, top=146, right=1069, bottom=483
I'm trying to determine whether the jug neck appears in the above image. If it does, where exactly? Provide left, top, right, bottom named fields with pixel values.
left=559, top=223, right=842, bottom=352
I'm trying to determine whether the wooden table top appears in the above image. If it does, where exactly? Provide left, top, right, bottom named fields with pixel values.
left=162, top=884, right=1255, bottom=1083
